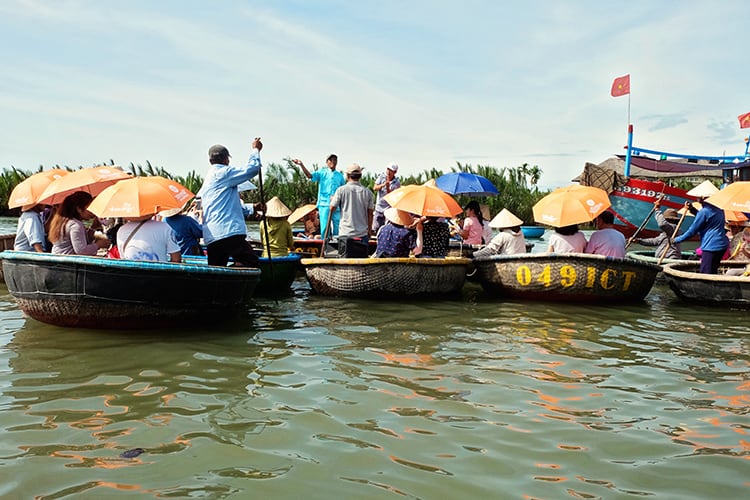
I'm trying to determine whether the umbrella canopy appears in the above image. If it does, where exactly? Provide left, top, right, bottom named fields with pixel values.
left=288, top=204, right=317, bottom=224
left=8, top=169, right=69, bottom=209
left=704, top=181, right=750, bottom=213
left=382, top=184, right=463, bottom=218
left=533, top=185, right=611, bottom=227
left=38, top=166, right=132, bottom=205
left=435, top=172, right=499, bottom=196
left=87, top=176, right=194, bottom=218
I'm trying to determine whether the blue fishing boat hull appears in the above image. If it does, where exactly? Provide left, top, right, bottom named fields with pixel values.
left=0, top=251, right=261, bottom=329
left=609, top=178, right=695, bottom=238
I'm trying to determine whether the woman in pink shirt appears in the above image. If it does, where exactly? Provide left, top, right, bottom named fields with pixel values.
left=458, top=201, right=484, bottom=245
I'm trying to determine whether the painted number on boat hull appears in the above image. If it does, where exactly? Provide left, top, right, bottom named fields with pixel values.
left=515, top=265, right=637, bottom=291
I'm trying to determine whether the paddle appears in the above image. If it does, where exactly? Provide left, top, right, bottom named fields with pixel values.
left=254, top=138, right=275, bottom=282
left=626, top=194, right=664, bottom=249
left=657, top=209, right=688, bottom=265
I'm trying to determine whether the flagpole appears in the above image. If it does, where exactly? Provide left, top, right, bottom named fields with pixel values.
left=624, top=78, right=632, bottom=177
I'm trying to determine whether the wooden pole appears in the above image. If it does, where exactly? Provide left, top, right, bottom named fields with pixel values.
left=656, top=210, right=688, bottom=265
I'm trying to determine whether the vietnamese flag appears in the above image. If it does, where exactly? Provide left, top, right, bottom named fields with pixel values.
left=738, top=112, right=750, bottom=129
left=611, top=74, right=630, bottom=97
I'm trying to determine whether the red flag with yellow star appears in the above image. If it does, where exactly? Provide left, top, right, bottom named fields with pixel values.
left=610, top=74, right=630, bottom=97
left=738, top=112, right=750, bottom=129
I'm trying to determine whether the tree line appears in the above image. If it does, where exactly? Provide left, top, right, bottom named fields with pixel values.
left=0, top=160, right=548, bottom=224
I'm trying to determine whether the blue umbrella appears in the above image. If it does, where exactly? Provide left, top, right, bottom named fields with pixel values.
left=435, top=172, right=499, bottom=196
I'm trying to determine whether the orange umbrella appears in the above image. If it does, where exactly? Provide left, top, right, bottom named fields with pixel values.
left=382, top=184, right=463, bottom=217
left=533, top=184, right=611, bottom=227
left=38, top=166, right=132, bottom=205
left=704, top=181, right=750, bottom=213
left=87, top=176, right=194, bottom=218
left=8, top=169, right=69, bottom=209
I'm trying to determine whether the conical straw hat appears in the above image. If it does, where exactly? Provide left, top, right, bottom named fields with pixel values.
left=288, top=203, right=317, bottom=224
left=384, top=207, right=414, bottom=226
left=265, top=196, right=292, bottom=218
left=489, top=208, right=523, bottom=229
left=686, top=180, right=719, bottom=198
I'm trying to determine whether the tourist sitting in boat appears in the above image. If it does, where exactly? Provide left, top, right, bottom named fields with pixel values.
left=259, top=196, right=294, bottom=257
left=374, top=207, right=416, bottom=258
left=302, top=209, right=320, bottom=238
left=634, top=203, right=682, bottom=260
left=160, top=207, right=204, bottom=256
left=472, top=209, right=526, bottom=258
left=14, top=204, right=46, bottom=253
left=49, top=192, right=110, bottom=256
left=727, top=226, right=750, bottom=261
left=414, top=217, right=450, bottom=258
left=546, top=224, right=587, bottom=254
left=117, top=214, right=181, bottom=262
left=457, top=200, right=485, bottom=245
left=585, top=211, right=626, bottom=258
left=673, top=200, right=728, bottom=274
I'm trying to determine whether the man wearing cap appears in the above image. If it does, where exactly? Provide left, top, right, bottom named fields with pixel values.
left=200, top=138, right=263, bottom=267
left=14, top=204, right=46, bottom=252
left=472, top=208, right=527, bottom=258
left=371, top=163, right=401, bottom=233
left=634, top=200, right=683, bottom=260
left=329, top=164, right=374, bottom=258
left=291, top=154, right=345, bottom=238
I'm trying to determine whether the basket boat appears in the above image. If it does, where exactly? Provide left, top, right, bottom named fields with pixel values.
left=301, top=257, right=471, bottom=298
left=626, top=250, right=699, bottom=266
left=662, top=261, right=750, bottom=308
left=521, top=226, right=545, bottom=239
left=0, top=250, right=260, bottom=328
left=473, top=252, right=660, bottom=303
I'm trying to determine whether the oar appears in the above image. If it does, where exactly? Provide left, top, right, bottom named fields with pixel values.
left=657, top=210, right=688, bottom=265
left=320, top=208, right=333, bottom=259
left=255, top=142, right=275, bottom=283
left=626, top=194, right=664, bottom=249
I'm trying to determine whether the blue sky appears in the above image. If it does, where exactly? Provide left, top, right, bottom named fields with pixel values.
left=1, top=0, right=748, bottom=190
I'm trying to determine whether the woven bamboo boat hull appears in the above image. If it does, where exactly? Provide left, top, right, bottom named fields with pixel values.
left=474, top=253, right=660, bottom=303
left=1, top=250, right=260, bottom=328
left=301, top=257, right=471, bottom=298
left=663, top=261, right=750, bottom=307
left=626, top=250, right=699, bottom=267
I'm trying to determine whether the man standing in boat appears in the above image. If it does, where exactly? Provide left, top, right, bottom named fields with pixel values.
left=329, top=164, right=374, bottom=258
left=673, top=200, right=728, bottom=274
left=371, top=163, right=401, bottom=234
left=200, top=139, right=263, bottom=267
left=291, top=155, right=345, bottom=238
left=634, top=200, right=682, bottom=260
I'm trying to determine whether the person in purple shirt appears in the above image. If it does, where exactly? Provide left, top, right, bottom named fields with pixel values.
left=673, top=200, right=728, bottom=274
left=375, top=207, right=416, bottom=258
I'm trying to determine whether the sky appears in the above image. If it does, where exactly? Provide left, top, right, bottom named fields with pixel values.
left=1, top=0, right=749, bottom=190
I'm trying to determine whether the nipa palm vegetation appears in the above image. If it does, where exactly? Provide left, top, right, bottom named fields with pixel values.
left=0, top=160, right=548, bottom=223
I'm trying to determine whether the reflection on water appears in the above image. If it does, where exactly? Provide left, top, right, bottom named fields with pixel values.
left=0, top=275, right=748, bottom=498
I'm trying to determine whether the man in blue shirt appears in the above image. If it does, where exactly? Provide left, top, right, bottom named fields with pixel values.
left=674, top=200, right=729, bottom=274
left=200, top=139, right=263, bottom=267
left=292, top=154, right=345, bottom=238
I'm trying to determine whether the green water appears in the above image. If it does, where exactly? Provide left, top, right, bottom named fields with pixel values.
left=0, top=275, right=747, bottom=499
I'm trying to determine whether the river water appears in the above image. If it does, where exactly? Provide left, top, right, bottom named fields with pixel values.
left=0, top=218, right=747, bottom=499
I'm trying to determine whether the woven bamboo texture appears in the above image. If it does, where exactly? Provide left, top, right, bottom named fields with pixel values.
left=663, top=261, right=750, bottom=307
left=473, top=253, right=660, bottom=302
left=301, top=257, right=471, bottom=297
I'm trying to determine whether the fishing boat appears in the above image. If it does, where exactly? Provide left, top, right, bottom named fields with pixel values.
left=301, top=256, right=471, bottom=298
left=473, top=253, right=660, bottom=303
left=577, top=126, right=750, bottom=238
left=0, top=250, right=261, bottom=328
left=663, top=261, right=750, bottom=308
left=184, top=252, right=302, bottom=295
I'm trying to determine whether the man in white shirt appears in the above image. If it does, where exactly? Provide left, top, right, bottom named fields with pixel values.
left=585, top=211, right=626, bottom=258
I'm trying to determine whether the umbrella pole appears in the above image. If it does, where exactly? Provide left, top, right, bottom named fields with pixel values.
left=656, top=210, right=687, bottom=265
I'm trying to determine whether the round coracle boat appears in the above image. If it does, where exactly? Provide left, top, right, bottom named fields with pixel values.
left=662, top=261, right=750, bottom=308
left=301, top=257, right=472, bottom=298
left=473, top=252, right=661, bottom=303
left=626, top=250, right=699, bottom=267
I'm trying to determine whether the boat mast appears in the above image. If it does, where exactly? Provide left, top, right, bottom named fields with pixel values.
left=624, top=124, right=634, bottom=178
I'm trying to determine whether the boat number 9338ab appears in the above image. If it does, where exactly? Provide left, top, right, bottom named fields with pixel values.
left=515, top=264, right=638, bottom=291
